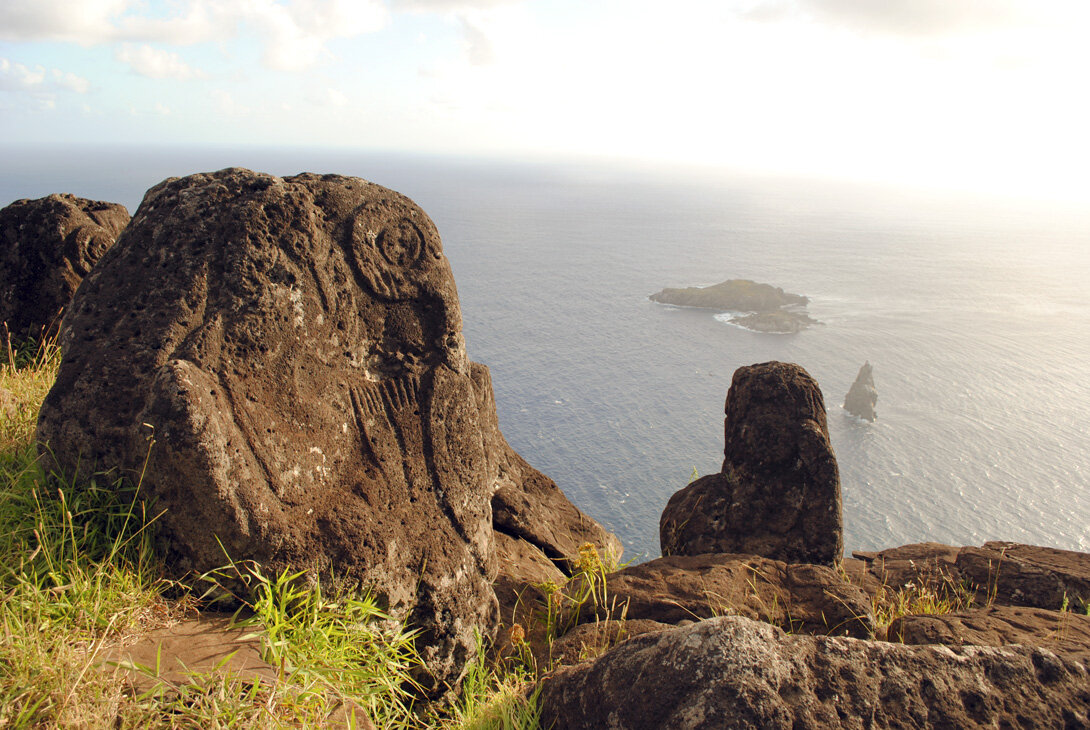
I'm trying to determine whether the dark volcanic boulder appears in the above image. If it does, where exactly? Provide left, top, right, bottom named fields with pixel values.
left=0, top=193, right=129, bottom=340
left=843, top=360, right=877, bottom=421
left=38, top=168, right=504, bottom=691
left=660, top=362, right=842, bottom=565
left=538, top=615, right=1090, bottom=730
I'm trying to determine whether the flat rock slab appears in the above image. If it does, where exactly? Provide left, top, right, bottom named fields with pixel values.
left=564, top=553, right=873, bottom=638
left=890, top=605, right=1090, bottom=663
left=538, top=615, right=1090, bottom=730
left=854, top=541, right=1090, bottom=612
left=0, top=193, right=129, bottom=340
left=104, top=614, right=277, bottom=694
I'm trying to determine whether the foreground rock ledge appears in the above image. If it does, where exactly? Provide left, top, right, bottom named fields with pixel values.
left=538, top=615, right=1090, bottom=730
left=37, top=168, right=523, bottom=691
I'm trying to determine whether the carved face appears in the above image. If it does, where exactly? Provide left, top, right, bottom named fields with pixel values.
left=343, top=206, right=466, bottom=378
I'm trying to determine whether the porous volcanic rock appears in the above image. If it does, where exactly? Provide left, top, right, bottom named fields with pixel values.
left=491, top=448, right=622, bottom=574
left=660, top=362, right=842, bottom=565
left=890, top=605, right=1090, bottom=663
left=538, top=615, right=1090, bottom=730
left=564, top=553, right=873, bottom=638
left=38, top=168, right=510, bottom=691
left=843, top=360, right=877, bottom=421
left=0, top=193, right=129, bottom=340
left=957, top=542, right=1090, bottom=611
left=853, top=541, right=1090, bottom=612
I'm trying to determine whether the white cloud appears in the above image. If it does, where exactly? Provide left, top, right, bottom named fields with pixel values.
left=116, top=44, right=203, bottom=79
left=745, top=0, right=1031, bottom=36
left=2, top=57, right=91, bottom=92
left=0, top=0, right=130, bottom=43
left=458, top=17, right=496, bottom=66
left=1, top=58, right=92, bottom=111
left=0, top=58, right=46, bottom=90
left=51, top=69, right=90, bottom=93
left=212, top=88, right=249, bottom=116
left=309, top=87, right=349, bottom=107
left=246, top=0, right=388, bottom=70
left=1, top=0, right=389, bottom=72
left=392, top=0, right=521, bottom=9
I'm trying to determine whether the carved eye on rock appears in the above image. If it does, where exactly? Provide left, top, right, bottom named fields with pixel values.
left=377, top=219, right=424, bottom=268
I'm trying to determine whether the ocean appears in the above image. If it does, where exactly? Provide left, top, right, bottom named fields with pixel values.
left=3, top=145, right=1089, bottom=562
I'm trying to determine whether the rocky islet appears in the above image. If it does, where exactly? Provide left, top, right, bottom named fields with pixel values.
left=649, top=278, right=819, bottom=333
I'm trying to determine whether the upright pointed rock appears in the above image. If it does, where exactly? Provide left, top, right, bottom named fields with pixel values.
left=660, top=361, right=842, bottom=565
left=844, top=361, right=878, bottom=421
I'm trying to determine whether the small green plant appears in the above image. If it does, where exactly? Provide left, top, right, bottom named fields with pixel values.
left=530, top=542, right=630, bottom=673
left=873, top=576, right=974, bottom=638
left=201, top=560, right=425, bottom=727
left=433, top=630, right=541, bottom=730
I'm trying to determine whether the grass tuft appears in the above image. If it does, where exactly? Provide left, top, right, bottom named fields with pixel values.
left=0, top=331, right=544, bottom=728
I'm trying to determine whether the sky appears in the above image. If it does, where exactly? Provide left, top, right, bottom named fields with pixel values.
left=1, top=0, right=1089, bottom=201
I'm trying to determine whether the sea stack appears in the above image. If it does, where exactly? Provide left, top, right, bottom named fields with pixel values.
left=659, top=361, right=843, bottom=565
left=844, top=361, right=878, bottom=422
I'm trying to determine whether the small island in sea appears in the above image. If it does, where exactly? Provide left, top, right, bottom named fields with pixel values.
left=649, top=278, right=820, bottom=333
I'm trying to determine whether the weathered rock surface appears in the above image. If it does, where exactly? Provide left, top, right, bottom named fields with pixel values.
left=843, top=360, right=878, bottom=421
left=649, top=279, right=817, bottom=333
left=891, top=605, right=1090, bottom=663
left=565, top=553, right=873, bottom=638
left=491, top=446, right=622, bottom=575
left=958, top=541, right=1090, bottom=611
left=0, top=193, right=129, bottom=340
left=660, top=362, right=842, bottom=565
left=545, top=619, right=672, bottom=669
left=853, top=541, right=1090, bottom=612
left=538, top=615, right=1090, bottom=730
left=37, top=168, right=504, bottom=691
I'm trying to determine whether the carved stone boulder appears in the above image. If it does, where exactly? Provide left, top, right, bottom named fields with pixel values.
left=0, top=193, right=129, bottom=340
left=660, top=361, right=842, bottom=565
left=38, top=168, right=499, bottom=691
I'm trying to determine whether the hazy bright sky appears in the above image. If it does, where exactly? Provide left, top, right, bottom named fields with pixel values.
left=2, top=0, right=1088, bottom=200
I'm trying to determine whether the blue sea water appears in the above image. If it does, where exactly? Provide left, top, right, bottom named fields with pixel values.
left=3, top=145, right=1089, bottom=561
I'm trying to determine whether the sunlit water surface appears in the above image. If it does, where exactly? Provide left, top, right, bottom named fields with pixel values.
left=4, top=146, right=1088, bottom=561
